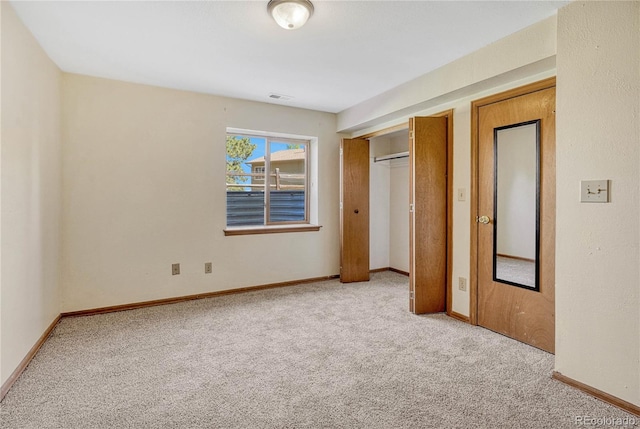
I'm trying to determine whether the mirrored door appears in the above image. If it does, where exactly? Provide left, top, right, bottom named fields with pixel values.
left=474, top=81, right=556, bottom=353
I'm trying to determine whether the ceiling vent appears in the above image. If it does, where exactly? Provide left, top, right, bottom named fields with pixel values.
left=268, top=93, right=293, bottom=101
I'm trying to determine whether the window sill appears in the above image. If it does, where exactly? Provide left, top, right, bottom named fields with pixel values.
left=223, top=224, right=322, bottom=236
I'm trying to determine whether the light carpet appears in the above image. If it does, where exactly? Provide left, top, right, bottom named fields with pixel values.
left=1, top=272, right=636, bottom=428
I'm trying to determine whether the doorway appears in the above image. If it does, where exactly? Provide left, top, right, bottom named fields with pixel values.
left=470, top=78, right=556, bottom=353
left=340, top=111, right=454, bottom=316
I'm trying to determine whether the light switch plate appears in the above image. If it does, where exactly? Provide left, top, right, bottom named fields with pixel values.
left=457, top=188, right=466, bottom=202
left=580, top=180, right=609, bottom=203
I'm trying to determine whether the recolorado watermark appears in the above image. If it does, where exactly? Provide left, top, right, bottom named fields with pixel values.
left=575, top=416, right=637, bottom=427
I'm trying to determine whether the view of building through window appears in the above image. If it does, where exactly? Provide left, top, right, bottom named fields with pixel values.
left=226, top=134, right=308, bottom=226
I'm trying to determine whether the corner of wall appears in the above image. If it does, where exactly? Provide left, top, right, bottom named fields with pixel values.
left=1, top=0, right=63, bottom=388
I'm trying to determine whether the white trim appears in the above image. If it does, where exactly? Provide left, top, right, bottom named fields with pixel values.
left=225, top=127, right=318, bottom=227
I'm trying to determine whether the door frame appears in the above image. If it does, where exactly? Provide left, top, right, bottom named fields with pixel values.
left=469, top=77, right=556, bottom=325
left=355, top=109, right=454, bottom=316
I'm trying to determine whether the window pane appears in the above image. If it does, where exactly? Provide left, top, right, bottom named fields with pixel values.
left=225, top=133, right=309, bottom=227
left=268, top=141, right=306, bottom=223
left=226, top=135, right=265, bottom=226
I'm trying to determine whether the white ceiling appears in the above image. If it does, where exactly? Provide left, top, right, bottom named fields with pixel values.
left=11, top=1, right=569, bottom=113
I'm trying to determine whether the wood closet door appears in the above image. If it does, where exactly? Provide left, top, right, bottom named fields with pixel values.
left=410, top=117, right=447, bottom=313
left=340, top=138, right=370, bottom=283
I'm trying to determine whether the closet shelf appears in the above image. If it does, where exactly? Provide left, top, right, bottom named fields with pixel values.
left=374, top=151, right=409, bottom=163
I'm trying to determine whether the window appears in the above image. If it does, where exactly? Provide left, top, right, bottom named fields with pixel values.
left=226, top=132, right=310, bottom=229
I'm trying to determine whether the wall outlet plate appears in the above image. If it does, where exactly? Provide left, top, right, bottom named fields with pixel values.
left=205, top=262, right=212, bottom=274
left=458, top=277, right=467, bottom=291
left=172, top=263, right=180, bottom=275
left=580, top=180, right=609, bottom=203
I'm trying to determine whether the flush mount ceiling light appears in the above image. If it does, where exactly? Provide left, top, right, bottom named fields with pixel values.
left=268, top=0, right=314, bottom=30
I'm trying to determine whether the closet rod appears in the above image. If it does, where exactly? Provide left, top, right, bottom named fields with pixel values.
left=374, top=151, right=409, bottom=163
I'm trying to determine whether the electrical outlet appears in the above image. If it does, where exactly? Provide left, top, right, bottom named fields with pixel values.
left=205, top=262, right=212, bottom=274
left=458, top=277, right=467, bottom=291
left=172, top=263, right=180, bottom=275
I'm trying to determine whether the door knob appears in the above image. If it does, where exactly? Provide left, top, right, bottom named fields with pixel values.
left=478, top=215, right=490, bottom=224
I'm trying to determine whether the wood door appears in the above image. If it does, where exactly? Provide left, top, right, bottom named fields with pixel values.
left=476, top=87, right=555, bottom=353
left=340, top=138, right=370, bottom=283
left=410, top=117, right=447, bottom=313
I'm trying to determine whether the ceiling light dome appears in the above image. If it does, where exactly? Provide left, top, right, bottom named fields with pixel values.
left=268, top=0, right=314, bottom=30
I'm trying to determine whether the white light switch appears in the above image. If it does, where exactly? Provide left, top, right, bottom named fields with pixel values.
left=457, top=188, right=466, bottom=202
left=580, top=180, right=609, bottom=203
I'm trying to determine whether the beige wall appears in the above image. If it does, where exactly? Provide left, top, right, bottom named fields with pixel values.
left=1, top=2, right=62, bottom=386
left=369, top=136, right=391, bottom=270
left=555, top=1, right=639, bottom=405
left=389, top=134, right=410, bottom=273
left=61, top=74, right=339, bottom=312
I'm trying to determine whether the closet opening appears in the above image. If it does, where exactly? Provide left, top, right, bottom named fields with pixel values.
left=340, top=111, right=453, bottom=315
left=368, top=127, right=411, bottom=277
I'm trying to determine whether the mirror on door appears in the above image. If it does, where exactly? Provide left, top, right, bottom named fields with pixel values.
left=493, top=120, right=540, bottom=290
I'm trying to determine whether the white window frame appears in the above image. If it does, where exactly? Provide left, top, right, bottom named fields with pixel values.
left=224, top=128, right=320, bottom=236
